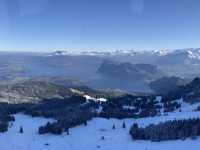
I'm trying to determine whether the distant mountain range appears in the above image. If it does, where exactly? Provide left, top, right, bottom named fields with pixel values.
left=47, top=48, right=200, bottom=58
left=46, top=48, right=200, bottom=77
left=1, top=48, right=200, bottom=93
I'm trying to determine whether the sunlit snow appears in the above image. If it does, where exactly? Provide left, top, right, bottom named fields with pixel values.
left=1, top=111, right=200, bottom=150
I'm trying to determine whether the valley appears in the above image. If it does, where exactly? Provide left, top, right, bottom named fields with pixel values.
left=1, top=0, right=200, bottom=149
left=1, top=50, right=200, bottom=150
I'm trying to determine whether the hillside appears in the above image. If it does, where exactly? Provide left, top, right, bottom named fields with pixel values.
left=149, top=76, right=190, bottom=94
left=0, top=79, right=73, bottom=103
left=167, top=77, right=200, bottom=103
left=1, top=77, right=200, bottom=150
left=97, top=60, right=164, bottom=81
left=1, top=110, right=200, bottom=150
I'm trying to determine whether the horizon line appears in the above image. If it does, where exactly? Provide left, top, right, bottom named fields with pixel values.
left=0, top=47, right=200, bottom=53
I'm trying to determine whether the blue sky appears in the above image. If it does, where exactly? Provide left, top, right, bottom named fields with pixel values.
left=0, top=0, right=200, bottom=52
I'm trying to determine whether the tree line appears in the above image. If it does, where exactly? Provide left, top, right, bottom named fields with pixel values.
left=130, top=118, right=200, bottom=141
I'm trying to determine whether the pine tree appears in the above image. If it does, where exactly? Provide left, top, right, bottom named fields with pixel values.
left=84, top=121, right=87, bottom=126
left=112, top=124, right=115, bottom=130
left=122, top=122, right=126, bottom=128
left=101, top=136, right=105, bottom=140
left=19, top=126, right=23, bottom=133
left=66, top=128, right=69, bottom=135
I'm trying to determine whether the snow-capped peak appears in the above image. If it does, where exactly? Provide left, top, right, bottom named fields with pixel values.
left=152, top=49, right=173, bottom=56
left=44, top=48, right=200, bottom=58
left=187, top=49, right=200, bottom=59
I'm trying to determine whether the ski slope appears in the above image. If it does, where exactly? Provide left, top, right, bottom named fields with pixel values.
left=1, top=111, right=200, bottom=150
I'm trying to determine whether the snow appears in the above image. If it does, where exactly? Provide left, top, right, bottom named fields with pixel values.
left=187, top=50, right=200, bottom=60
left=175, top=98, right=199, bottom=112
left=43, top=48, right=200, bottom=59
left=84, top=95, right=107, bottom=102
left=123, top=105, right=135, bottom=110
left=1, top=110, right=200, bottom=150
left=0, top=114, right=54, bottom=150
left=96, top=98, right=107, bottom=102
left=96, top=106, right=103, bottom=114
left=153, top=49, right=174, bottom=56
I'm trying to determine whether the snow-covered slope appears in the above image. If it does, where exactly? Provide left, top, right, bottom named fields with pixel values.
left=1, top=110, right=200, bottom=150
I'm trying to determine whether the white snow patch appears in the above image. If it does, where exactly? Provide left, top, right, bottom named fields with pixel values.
left=123, top=105, right=135, bottom=110
left=175, top=98, right=200, bottom=112
left=84, top=95, right=107, bottom=102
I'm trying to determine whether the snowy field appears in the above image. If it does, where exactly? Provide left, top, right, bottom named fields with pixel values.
left=1, top=111, right=200, bottom=150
